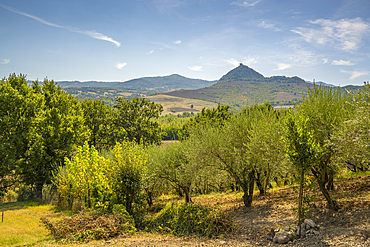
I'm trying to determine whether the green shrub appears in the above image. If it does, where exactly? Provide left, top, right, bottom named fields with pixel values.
left=145, top=202, right=237, bottom=237
left=41, top=206, right=136, bottom=243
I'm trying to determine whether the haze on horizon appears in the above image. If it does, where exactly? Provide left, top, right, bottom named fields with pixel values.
left=0, top=0, right=369, bottom=86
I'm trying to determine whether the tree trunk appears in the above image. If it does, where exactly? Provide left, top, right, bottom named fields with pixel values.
left=183, top=186, right=192, bottom=203
left=255, top=171, right=266, bottom=195
left=298, top=168, right=304, bottom=237
left=146, top=191, right=153, bottom=207
left=241, top=170, right=255, bottom=207
left=34, top=183, right=43, bottom=200
left=327, top=172, right=334, bottom=191
left=312, top=168, right=338, bottom=211
left=175, top=186, right=183, bottom=197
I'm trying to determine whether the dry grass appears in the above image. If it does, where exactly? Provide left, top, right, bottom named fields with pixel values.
left=0, top=202, right=62, bottom=246
left=147, top=94, right=218, bottom=115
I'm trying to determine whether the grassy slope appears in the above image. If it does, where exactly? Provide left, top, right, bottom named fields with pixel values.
left=163, top=81, right=314, bottom=111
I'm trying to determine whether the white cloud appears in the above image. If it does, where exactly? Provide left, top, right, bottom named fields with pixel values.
left=341, top=70, right=369, bottom=79
left=332, top=60, right=355, bottom=66
left=258, top=21, right=281, bottom=32
left=0, top=58, right=10, bottom=64
left=76, top=30, right=121, bottom=47
left=292, top=18, right=370, bottom=51
left=1, top=4, right=121, bottom=47
left=174, top=40, right=181, bottom=44
left=115, top=62, right=127, bottom=69
left=231, top=0, right=262, bottom=7
left=323, top=58, right=328, bottom=64
left=188, top=66, right=202, bottom=71
left=225, top=58, right=240, bottom=67
left=147, top=50, right=154, bottom=55
left=274, top=63, right=292, bottom=71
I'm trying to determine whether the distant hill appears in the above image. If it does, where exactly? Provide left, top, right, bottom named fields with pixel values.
left=57, top=74, right=216, bottom=94
left=54, top=63, right=365, bottom=113
left=306, top=80, right=337, bottom=87
left=218, top=63, right=264, bottom=83
left=163, top=64, right=313, bottom=110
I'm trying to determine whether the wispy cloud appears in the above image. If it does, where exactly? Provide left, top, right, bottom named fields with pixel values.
left=174, top=40, right=181, bottom=44
left=341, top=70, right=369, bottom=79
left=291, top=17, right=370, bottom=51
left=274, top=63, right=292, bottom=71
left=153, top=0, right=184, bottom=13
left=225, top=58, right=240, bottom=67
left=225, top=57, right=258, bottom=67
left=0, top=4, right=121, bottom=47
left=76, top=30, right=121, bottom=47
left=147, top=50, right=154, bottom=55
left=0, top=58, right=10, bottom=64
left=243, top=56, right=258, bottom=65
left=323, top=58, right=328, bottom=64
left=231, top=0, right=262, bottom=7
left=115, top=62, right=127, bottom=69
left=258, top=21, right=281, bottom=32
left=188, top=66, right=202, bottom=71
left=332, top=60, right=355, bottom=66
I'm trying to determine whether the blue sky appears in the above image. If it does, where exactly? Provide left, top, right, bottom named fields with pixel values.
left=0, top=0, right=369, bottom=86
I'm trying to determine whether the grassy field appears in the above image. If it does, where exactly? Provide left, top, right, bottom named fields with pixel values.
left=147, top=94, right=218, bottom=115
left=0, top=201, right=60, bottom=246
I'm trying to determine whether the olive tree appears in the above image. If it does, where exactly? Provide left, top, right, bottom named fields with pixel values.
left=296, top=84, right=351, bottom=210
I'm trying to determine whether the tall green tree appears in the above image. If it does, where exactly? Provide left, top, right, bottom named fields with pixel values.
left=0, top=74, right=43, bottom=195
left=284, top=114, right=320, bottom=236
left=296, top=84, right=351, bottom=210
left=149, top=139, right=200, bottom=203
left=114, top=97, right=163, bottom=145
left=191, top=103, right=284, bottom=207
left=0, top=74, right=88, bottom=198
left=331, top=82, right=370, bottom=171
left=25, top=79, right=89, bottom=197
left=179, top=104, right=233, bottom=140
left=81, top=99, right=114, bottom=149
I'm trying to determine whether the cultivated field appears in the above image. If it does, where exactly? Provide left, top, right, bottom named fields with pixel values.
left=147, top=94, right=218, bottom=115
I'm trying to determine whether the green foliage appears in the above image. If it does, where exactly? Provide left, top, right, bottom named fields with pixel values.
left=114, top=97, right=163, bottom=145
left=0, top=74, right=88, bottom=198
left=180, top=104, right=233, bottom=140
left=145, top=203, right=236, bottom=237
left=331, top=82, right=370, bottom=170
left=284, top=114, right=321, bottom=231
left=161, top=126, right=182, bottom=140
left=296, top=84, right=350, bottom=210
left=53, top=142, right=112, bottom=210
left=81, top=99, right=115, bottom=150
left=41, top=208, right=136, bottom=243
left=189, top=103, right=287, bottom=206
left=149, top=140, right=199, bottom=203
left=284, top=114, right=320, bottom=171
left=0, top=74, right=41, bottom=195
left=110, top=141, right=148, bottom=216
left=53, top=141, right=149, bottom=228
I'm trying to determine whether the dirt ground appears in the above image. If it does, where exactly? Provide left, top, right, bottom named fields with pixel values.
left=80, top=175, right=370, bottom=247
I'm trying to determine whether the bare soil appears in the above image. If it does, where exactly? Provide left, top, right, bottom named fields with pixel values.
left=72, top=175, right=370, bottom=247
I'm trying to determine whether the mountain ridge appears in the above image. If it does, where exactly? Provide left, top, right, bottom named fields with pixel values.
left=55, top=74, right=216, bottom=94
